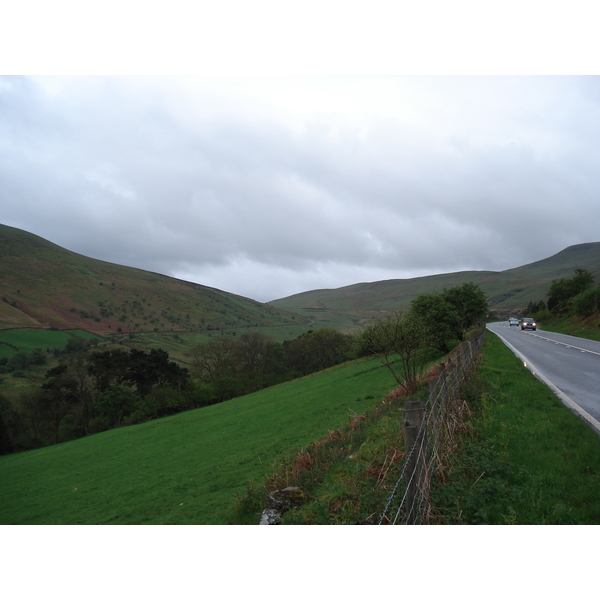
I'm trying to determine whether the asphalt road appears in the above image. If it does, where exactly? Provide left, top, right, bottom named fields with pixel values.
left=486, top=321, right=600, bottom=434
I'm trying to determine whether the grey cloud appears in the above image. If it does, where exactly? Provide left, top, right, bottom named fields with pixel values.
left=2, top=75, right=599, bottom=301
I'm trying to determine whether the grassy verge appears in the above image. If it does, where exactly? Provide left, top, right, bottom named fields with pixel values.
left=238, top=331, right=600, bottom=525
left=0, top=356, right=397, bottom=524
left=233, top=357, right=449, bottom=525
left=233, top=384, right=418, bottom=524
left=537, top=315, right=600, bottom=342
left=430, top=331, right=600, bottom=524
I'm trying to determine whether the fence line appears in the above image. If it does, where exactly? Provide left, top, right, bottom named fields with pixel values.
left=378, top=326, right=486, bottom=525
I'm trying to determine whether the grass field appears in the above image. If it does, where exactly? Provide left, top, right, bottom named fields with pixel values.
left=430, top=331, right=600, bottom=524
left=0, top=328, right=101, bottom=353
left=0, top=329, right=104, bottom=364
left=0, top=355, right=398, bottom=524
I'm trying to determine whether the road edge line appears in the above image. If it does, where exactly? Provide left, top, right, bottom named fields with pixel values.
left=487, top=327, right=600, bottom=436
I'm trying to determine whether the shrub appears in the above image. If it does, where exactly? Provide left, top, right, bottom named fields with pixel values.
left=573, top=286, right=600, bottom=318
left=532, top=307, right=553, bottom=324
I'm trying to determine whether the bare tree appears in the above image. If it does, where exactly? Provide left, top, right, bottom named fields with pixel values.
left=190, top=336, right=237, bottom=383
left=361, top=311, right=431, bottom=394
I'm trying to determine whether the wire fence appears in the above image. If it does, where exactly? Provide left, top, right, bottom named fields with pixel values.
left=378, top=326, right=486, bottom=525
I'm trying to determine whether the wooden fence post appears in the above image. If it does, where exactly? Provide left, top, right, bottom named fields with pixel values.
left=438, top=361, right=449, bottom=410
left=403, top=399, right=426, bottom=525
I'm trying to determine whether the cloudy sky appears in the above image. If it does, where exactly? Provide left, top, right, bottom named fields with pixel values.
left=2, top=4, right=599, bottom=303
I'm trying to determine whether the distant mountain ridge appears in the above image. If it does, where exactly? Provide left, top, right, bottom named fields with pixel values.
left=2, top=223, right=598, bottom=336
left=269, top=242, right=600, bottom=325
left=0, top=223, right=299, bottom=333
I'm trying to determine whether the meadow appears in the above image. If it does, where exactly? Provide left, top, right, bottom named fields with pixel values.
left=0, top=328, right=101, bottom=360
left=0, top=355, right=398, bottom=524
left=429, top=331, right=600, bottom=524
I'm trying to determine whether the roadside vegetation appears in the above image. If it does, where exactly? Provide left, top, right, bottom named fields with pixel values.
left=235, top=331, right=600, bottom=525
left=430, top=332, right=600, bottom=524
left=527, top=268, right=600, bottom=341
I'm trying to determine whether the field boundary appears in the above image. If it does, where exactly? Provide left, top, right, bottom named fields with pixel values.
left=378, top=327, right=486, bottom=525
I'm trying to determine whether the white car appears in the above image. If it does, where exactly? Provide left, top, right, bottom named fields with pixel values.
left=508, top=317, right=519, bottom=326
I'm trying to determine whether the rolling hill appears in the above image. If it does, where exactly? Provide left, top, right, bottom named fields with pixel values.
left=2, top=222, right=599, bottom=342
left=269, top=242, right=600, bottom=327
left=0, top=223, right=303, bottom=336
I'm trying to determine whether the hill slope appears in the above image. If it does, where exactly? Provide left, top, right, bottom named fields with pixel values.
left=0, top=224, right=301, bottom=335
left=269, top=242, right=600, bottom=325
left=0, top=355, right=398, bottom=524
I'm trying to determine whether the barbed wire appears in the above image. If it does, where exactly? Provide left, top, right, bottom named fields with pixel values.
left=379, top=327, right=486, bottom=525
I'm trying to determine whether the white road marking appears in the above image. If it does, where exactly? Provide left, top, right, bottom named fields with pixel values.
left=526, top=331, right=600, bottom=356
left=489, top=327, right=600, bottom=436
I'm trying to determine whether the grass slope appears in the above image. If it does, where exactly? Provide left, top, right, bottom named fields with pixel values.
left=0, top=356, right=397, bottom=524
left=270, top=242, right=600, bottom=326
left=431, top=331, right=600, bottom=524
left=233, top=331, right=600, bottom=525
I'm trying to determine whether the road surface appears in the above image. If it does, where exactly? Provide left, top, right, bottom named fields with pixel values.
left=486, top=321, right=600, bottom=434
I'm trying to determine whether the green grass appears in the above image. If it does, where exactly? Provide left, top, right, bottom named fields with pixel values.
left=537, top=316, right=600, bottom=343
left=0, top=345, right=14, bottom=360
left=0, top=356, right=397, bottom=524
left=0, top=329, right=100, bottom=353
left=431, top=331, right=600, bottom=524
left=246, top=386, right=416, bottom=525
left=236, top=330, right=600, bottom=525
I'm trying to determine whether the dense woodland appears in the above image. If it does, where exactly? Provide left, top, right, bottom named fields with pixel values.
left=0, top=282, right=493, bottom=454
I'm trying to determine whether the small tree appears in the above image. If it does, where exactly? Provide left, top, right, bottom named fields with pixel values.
left=410, top=291, right=455, bottom=353
left=411, top=282, right=487, bottom=351
left=190, top=337, right=237, bottom=383
left=361, top=312, right=431, bottom=394
left=572, top=285, right=600, bottom=318
left=443, top=282, right=488, bottom=341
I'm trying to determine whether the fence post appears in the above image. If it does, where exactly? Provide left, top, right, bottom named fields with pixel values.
left=439, top=361, right=449, bottom=410
left=403, top=399, right=426, bottom=524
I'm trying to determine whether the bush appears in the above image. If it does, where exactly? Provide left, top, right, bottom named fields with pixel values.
left=573, top=286, right=600, bottom=318
left=547, top=268, right=594, bottom=313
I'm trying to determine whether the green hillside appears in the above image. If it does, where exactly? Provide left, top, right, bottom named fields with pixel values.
left=269, top=242, right=600, bottom=327
left=0, top=223, right=306, bottom=342
left=0, top=355, right=398, bottom=524
left=3, top=222, right=598, bottom=347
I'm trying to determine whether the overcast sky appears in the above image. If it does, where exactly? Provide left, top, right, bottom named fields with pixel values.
left=2, top=4, right=600, bottom=303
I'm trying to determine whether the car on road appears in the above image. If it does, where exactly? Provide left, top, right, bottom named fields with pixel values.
left=520, top=318, right=537, bottom=331
left=508, top=317, right=519, bottom=326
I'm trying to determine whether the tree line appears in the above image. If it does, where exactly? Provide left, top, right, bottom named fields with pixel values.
left=359, top=281, right=488, bottom=393
left=528, top=268, right=600, bottom=320
left=189, top=328, right=355, bottom=401
left=0, top=348, right=189, bottom=453
left=0, top=328, right=355, bottom=454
